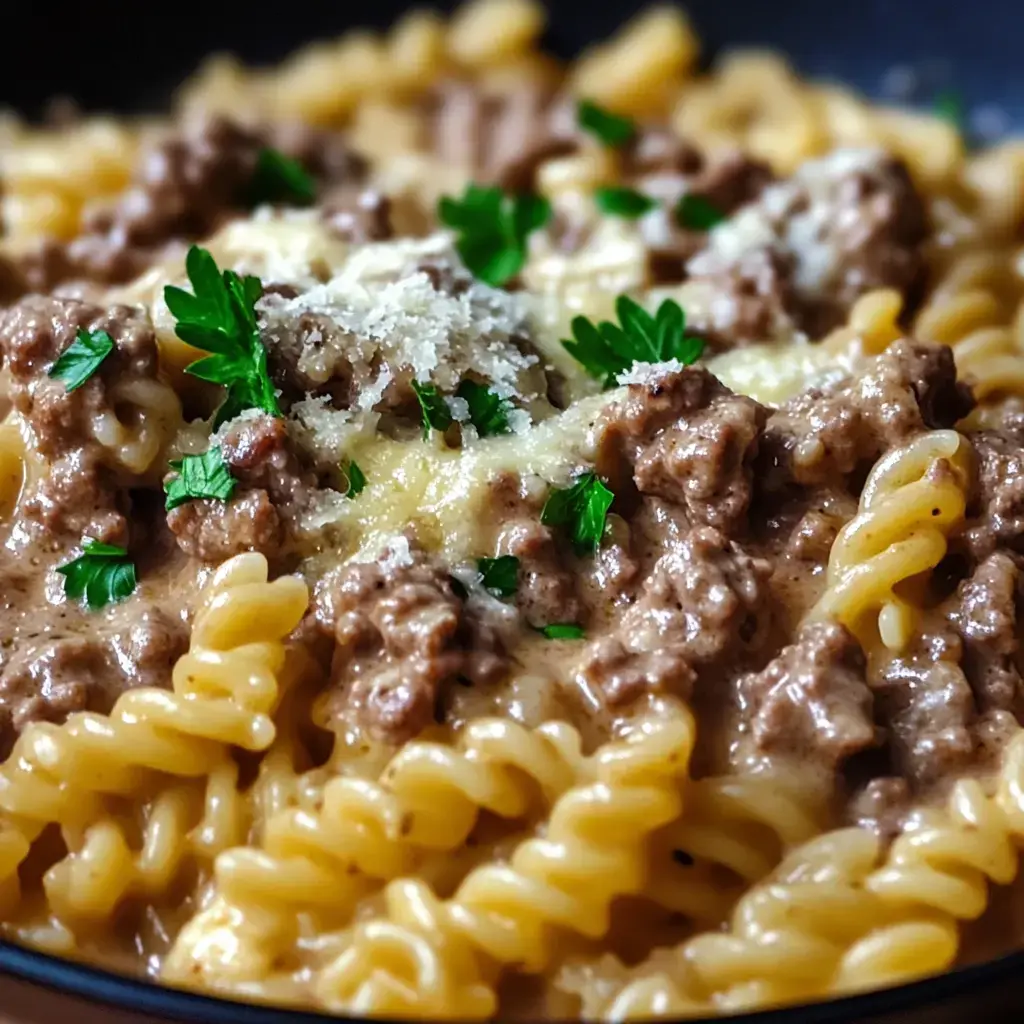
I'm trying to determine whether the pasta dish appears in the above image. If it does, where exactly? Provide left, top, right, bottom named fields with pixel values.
left=2, top=1, right=1024, bottom=1018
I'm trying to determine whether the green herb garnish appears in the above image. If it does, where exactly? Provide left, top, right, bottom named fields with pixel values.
left=164, top=448, right=237, bottom=511
left=541, top=472, right=614, bottom=554
left=56, top=539, right=137, bottom=611
left=438, top=184, right=551, bottom=287
left=411, top=381, right=453, bottom=440
left=164, top=245, right=280, bottom=427
left=676, top=193, right=726, bottom=231
left=477, top=555, right=519, bottom=598
left=345, top=460, right=366, bottom=498
left=249, top=147, right=316, bottom=207
left=576, top=99, right=636, bottom=148
left=539, top=623, right=585, bottom=640
left=48, top=328, right=114, bottom=392
left=595, top=187, right=657, bottom=219
left=457, top=379, right=512, bottom=437
left=562, top=295, right=705, bottom=387
left=934, top=89, right=966, bottom=131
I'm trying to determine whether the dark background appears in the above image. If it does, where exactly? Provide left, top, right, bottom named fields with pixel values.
left=2, top=0, right=1023, bottom=126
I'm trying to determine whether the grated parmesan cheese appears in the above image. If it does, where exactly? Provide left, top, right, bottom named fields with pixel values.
left=256, top=232, right=549, bottom=417
left=616, top=359, right=687, bottom=387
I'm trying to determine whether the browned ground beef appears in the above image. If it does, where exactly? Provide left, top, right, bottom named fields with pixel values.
left=10, top=116, right=366, bottom=295
left=684, top=149, right=929, bottom=347
left=166, top=414, right=320, bottom=563
left=597, top=366, right=767, bottom=533
left=312, top=539, right=517, bottom=744
left=964, top=424, right=1024, bottom=558
left=758, top=340, right=973, bottom=490
left=0, top=295, right=169, bottom=546
left=423, top=78, right=577, bottom=193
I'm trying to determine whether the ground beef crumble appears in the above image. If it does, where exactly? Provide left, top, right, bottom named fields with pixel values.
left=166, top=413, right=320, bottom=563
left=758, top=339, right=973, bottom=491
left=312, top=539, right=517, bottom=745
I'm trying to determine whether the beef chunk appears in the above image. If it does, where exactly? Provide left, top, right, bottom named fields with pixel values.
left=872, top=631, right=977, bottom=786
left=0, top=605, right=188, bottom=761
left=759, top=340, right=973, bottom=490
left=964, top=426, right=1024, bottom=558
left=736, top=621, right=876, bottom=768
left=496, top=518, right=580, bottom=629
left=598, top=366, right=767, bottom=533
left=322, top=188, right=394, bottom=243
left=0, top=296, right=172, bottom=549
left=577, top=526, right=772, bottom=707
left=685, top=148, right=928, bottom=347
left=631, top=145, right=775, bottom=285
left=0, top=295, right=161, bottom=457
left=166, top=414, right=318, bottom=563
left=313, top=539, right=516, bottom=744
left=19, top=116, right=365, bottom=291
left=949, top=552, right=1024, bottom=713
left=424, top=78, right=576, bottom=193
left=680, top=248, right=802, bottom=351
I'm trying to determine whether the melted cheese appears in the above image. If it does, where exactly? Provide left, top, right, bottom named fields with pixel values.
left=302, top=391, right=609, bottom=563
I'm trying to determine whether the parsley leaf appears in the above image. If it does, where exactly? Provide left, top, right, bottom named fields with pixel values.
left=438, top=184, right=551, bottom=287
left=541, top=472, right=614, bottom=554
left=539, top=623, right=585, bottom=640
left=164, top=448, right=237, bottom=511
left=345, top=460, right=366, bottom=498
left=56, top=539, right=137, bottom=611
left=595, top=187, right=657, bottom=219
left=934, top=89, right=965, bottom=130
left=164, top=245, right=280, bottom=427
left=411, top=381, right=453, bottom=440
left=477, top=555, right=519, bottom=597
left=457, top=379, right=511, bottom=437
left=562, top=295, right=705, bottom=387
left=676, top=193, right=726, bottom=231
left=248, top=147, right=316, bottom=207
left=577, top=99, right=636, bottom=148
left=48, top=328, right=114, bottom=392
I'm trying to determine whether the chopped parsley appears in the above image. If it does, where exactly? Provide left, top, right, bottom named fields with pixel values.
left=164, top=448, right=237, bottom=511
left=595, top=186, right=657, bottom=219
left=437, top=184, right=551, bottom=287
left=933, top=89, right=966, bottom=131
left=576, top=99, right=636, bottom=148
left=48, top=328, right=114, bottom=392
left=164, top=246, right=280, bottom=427
left=676, top=193, right=726, bottom=231
left=411, top=381, right=453, bottom=440
left=457, top=379, right=512, bottom=437
left=344, top=460, right=366, bottom=498
left=539, top=623, right=585, bottom=640
left=541, top=472, right=614, bottom=554
left=477, top=555, right=519, bottom=598
left=57, top=539, right=137, bottom=611
left=562, top=295, right=705, bottom=387
left=248, top=147, right=316, bottom=207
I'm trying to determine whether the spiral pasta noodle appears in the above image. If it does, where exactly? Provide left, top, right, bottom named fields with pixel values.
left=0, top=553, right=308, bottom=917
left=163, top=717, right=592, bottom=989
left=311, top=703, right=695, bottom=1018
left=641, top=774, right=824, bottom=925
left=595, top=729, right=1024, bottom=1020
left=809, top=429, right=971, bottom=651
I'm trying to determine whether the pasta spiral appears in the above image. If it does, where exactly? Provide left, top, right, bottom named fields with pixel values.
left=809, top=429, right=971, bottom=651
left=594, top=731, right=1024, bottom=1019
left=642, top=775, right=824, bottom=924
left=312, top=704, right=695, bottom=1018
left=0, top=553, right=308, bottom=914
left=163, top=718, right=591, bottom=988
left=913, top=250, right=1024, bottom=415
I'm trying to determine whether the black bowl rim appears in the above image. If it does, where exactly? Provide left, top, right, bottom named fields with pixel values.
left=1, top=937, right=1023, bottom=1023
